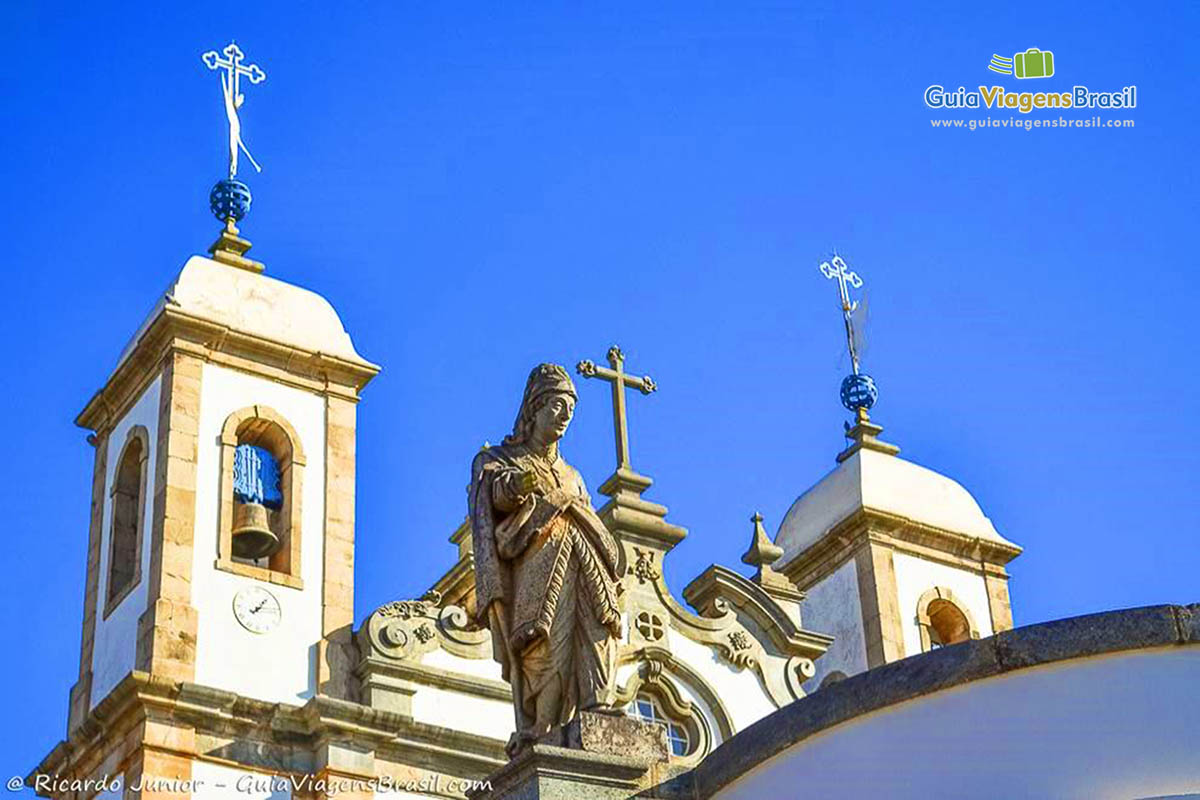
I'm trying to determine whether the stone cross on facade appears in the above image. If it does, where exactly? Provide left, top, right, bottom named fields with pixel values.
left=576, top=345, right=657, bottom=474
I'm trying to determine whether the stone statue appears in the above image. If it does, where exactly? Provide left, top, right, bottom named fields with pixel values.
left=469, top=363, right=624, bottom=753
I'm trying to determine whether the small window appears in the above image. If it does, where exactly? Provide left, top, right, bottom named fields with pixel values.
left=927, top=598, right=971, bottom=648
left=105, top=428, right=148, bottom=614
left=628, top=694, right=691, bottom=757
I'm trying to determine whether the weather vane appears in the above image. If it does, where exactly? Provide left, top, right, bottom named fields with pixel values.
left=201, top=41, right=266, bottom=271
left=819, top=254, right=877, bottom=414
left=202, top=42, right=265, bottom=179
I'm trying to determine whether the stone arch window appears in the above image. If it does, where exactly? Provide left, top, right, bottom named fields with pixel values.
left=916, top=586, right=980, bottom=652
left=628, top=693, right=695, bottom=757
left=614, top=651, right=728, bottom=764
left=217, top=406, right=305, bottom=588
left=104, top=426, right=150, bottom=617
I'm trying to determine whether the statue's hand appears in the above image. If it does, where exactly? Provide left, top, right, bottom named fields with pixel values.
left=516, top=469, right=538, bottom=496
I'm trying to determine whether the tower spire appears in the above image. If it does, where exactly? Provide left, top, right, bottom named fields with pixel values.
left=819, top=254, right=897, bottom=461
left=201, top=41, right=267, bottom=272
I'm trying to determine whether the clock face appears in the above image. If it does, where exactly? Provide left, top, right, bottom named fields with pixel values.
left=232, top=585, right=281, bottom=634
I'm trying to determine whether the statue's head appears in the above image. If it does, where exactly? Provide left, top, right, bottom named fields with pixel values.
left=505, top=363, right=578, bottom=447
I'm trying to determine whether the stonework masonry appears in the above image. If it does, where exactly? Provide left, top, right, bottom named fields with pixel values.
left=136, top=350, right=203, bottom=685
left=320, top=393, right=361, bottom=701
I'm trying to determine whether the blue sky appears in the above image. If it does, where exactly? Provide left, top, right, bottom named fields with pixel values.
left=3, top=1, right=1196, bottom=784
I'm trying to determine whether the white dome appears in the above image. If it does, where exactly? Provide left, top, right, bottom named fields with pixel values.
left=117, top=256, right=373, bottom=368
left=775, top=447, right=1014, bottom=566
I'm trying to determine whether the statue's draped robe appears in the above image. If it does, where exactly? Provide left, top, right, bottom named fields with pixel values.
left=470, top=443, right=622, bottom=733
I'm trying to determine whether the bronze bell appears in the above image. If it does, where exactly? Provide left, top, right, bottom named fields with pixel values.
left=231, top=501, right=281, bottom=559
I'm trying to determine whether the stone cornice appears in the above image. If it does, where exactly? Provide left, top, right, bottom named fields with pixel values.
left=355, top=657, right=512, bottom=703
left=28, top=671, right=505, bottom=795
left=780, top=506, right=1022, bottom=591
left=76, top=306, right=380, bottom=433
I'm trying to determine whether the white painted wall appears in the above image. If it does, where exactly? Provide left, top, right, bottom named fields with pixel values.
left=411, top=648, right=513, bottom=739
left=410, top=683, right=513, bottom=739
left=421, top=647, right=504, bottom=681
left=191, top=362, right=327, bottom=703
left=799, top=560, right=868, bottom=693
left=665, top=629, right=776, bottom=732
left=192, top=761, right=290, bottom=799
left=892, top=552, right=993, bottom=657
left=713, top=647, right=1200, bottom=800
left=90, top=375, right=161, bottom=710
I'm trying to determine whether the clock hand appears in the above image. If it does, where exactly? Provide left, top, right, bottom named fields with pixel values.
left=251, top=599, right=268, bottom=613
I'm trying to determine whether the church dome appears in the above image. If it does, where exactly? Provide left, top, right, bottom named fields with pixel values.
left=775, top=447, right=1014, bottom=566
left=117, top=255, right=373, bottom=368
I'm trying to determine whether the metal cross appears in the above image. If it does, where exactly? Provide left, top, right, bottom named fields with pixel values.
left=202, top=42, right=266, bottom=178
left=576, top=345, right=657, bottom=473
left=818, top=255, right=863, bottom=314
left=202, top=42, right=266, bottom=103
left=818, top=254, right=865, bottom=374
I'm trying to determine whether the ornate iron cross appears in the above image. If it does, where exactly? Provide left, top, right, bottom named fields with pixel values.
left=819, top=255, right=865, bottom=374
left=202, top=41, right=267, bottom=178
left=576, top=345, right=657, bottom=473
left=202, top=42, right=266, bottom=103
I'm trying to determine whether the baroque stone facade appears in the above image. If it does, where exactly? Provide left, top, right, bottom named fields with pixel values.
left=30, top=246, right=1050, bottom=800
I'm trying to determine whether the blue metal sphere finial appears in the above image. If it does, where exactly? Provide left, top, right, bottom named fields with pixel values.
left=840, top=373, right=878, bottom=412
left=210, top=178, right=252, bottom=222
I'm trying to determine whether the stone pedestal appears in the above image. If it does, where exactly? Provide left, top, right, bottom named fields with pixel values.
left=470, top=712, right=671, bottom=800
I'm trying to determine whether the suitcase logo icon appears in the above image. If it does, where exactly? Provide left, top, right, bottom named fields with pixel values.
left=988, top=48, right=1055, bottom=79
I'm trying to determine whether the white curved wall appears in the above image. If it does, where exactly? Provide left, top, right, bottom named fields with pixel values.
left=714, top=647, right=1200, bottom=800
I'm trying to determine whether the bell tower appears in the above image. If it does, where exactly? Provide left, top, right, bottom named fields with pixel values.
left=772, top=255, right=1021, bottom=691
left=66, top=158, right=378, bottom=749
left=30, top=42, right=388, bottom=800
left=68, top=236, right=378, bottom=733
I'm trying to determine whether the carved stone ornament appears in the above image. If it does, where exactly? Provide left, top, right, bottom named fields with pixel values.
left=720, top=630, right=758, bottom=670
left=634, top=611, right=665, bottom=642
left=630, top=547, right=661, bottom=584
left=377, top=590, right=442, bottom=621
left=361, top=589, right=490, bottom=663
